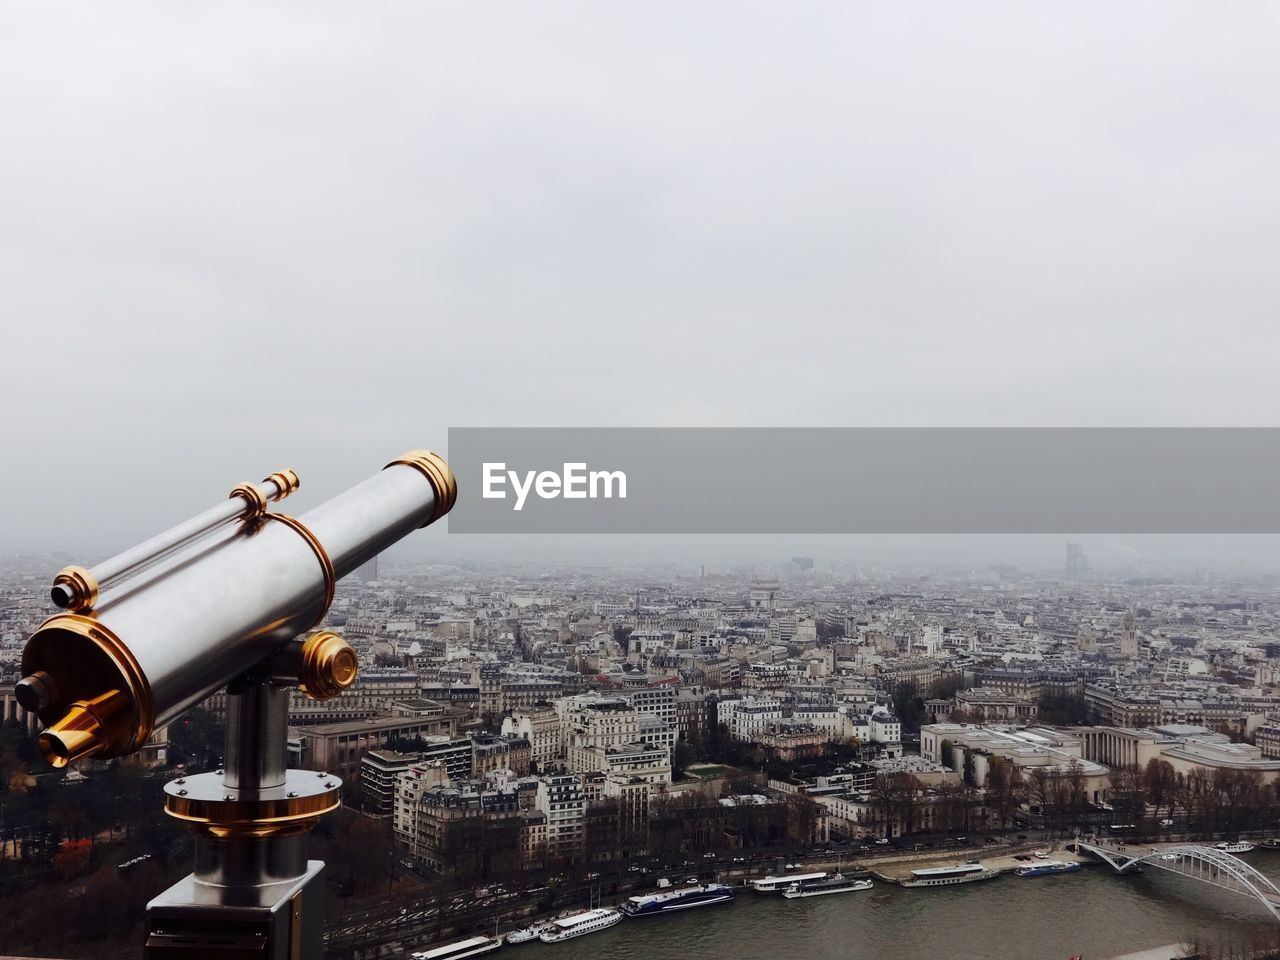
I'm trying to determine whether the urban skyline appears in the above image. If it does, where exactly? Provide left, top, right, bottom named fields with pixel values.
left=6, top=548, right=1280, bottom=957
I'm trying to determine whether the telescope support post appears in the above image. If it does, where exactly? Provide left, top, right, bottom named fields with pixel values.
left=144, top=671, right=333, bottom=959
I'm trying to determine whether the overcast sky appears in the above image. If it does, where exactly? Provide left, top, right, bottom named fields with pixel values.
left=1, top=3, right=1278, bottom=570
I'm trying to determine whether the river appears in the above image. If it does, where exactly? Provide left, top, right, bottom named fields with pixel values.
left=511, top=857, right=1280, bottom=960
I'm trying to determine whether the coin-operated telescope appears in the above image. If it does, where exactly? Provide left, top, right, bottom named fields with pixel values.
left=15, top=450, right=456, bottom=959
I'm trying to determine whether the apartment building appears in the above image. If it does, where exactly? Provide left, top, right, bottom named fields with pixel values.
left=501, top=703, right=563, bottom=765
left=535, top=774, right=586, bottom=858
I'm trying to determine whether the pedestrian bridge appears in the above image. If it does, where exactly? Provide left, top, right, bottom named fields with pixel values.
left=1071, top=840, right=1280, bottom=922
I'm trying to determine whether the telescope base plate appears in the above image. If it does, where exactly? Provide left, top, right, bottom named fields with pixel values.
left=164, top=768, right=342, bottom=839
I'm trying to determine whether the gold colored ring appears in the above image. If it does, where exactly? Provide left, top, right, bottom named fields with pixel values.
left=182, top=819, right=334, bottom=841
left=261, top=513, right=335, bottom=628
left=262, top=469, right=300, bottom=501
left=23, top=613, right=154, bottom=756
left=385, top=449, right=458, bottom=526
left=163, top=770, right=342, bottom=839
left=229, top=482, right=268, bottom=518
left=52, top=565, right=99, bottom=612
left=165, top=795, right=341, bottom=838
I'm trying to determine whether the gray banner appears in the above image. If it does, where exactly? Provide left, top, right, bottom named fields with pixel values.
left=445, top=428, right=1280, bottom=534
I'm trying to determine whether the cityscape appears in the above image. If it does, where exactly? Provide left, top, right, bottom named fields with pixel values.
left=4, top=544, right=1280, bottom=959
left=3, top=1, right=1278, bottom=957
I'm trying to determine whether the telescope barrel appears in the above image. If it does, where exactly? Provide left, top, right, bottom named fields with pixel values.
left=17, top=450, right=456, bottom=767
left=50, top=470, right=301, bottom=611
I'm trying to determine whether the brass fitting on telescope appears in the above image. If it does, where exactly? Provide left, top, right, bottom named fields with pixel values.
left=297, top=632, right=358, bottom=701
left=230, top=469, right=300, bottom=517
left=228, top=482, right=269, bottom=518
left=164, top=769, right=342, bottom=839
left=385, top=450, right=457, bottom=526
left=51, top=565, right=98, bottom=613
left=18, top=613, right=154, bottom=766
left=38, top=688, right=132, bottom=768
left=263, top=468, right=300, bottom=501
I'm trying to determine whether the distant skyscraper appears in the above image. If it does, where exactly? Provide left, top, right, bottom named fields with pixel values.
left=354, top=555, right=379, bottom=582
left=1065, top=541, right=1086, bottom=580
left=1119, top=611, right=1139, bottom=659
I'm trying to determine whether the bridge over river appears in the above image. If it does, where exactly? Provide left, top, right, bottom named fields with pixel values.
left=1072, top=840, right=1280, bottom=922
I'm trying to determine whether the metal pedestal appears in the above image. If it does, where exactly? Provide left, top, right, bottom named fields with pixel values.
left=145, top=676, right=338, bottom=958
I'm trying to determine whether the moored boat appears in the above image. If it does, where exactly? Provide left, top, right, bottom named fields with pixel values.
left=539, top=908, right=622, bottom=942
left=1216, top=841, right=1257, bottom=854
left=621, top=883, right=735, bottom=916
left=411, top=935, right=503, bottom=960
left=901, top=863, right=998, bottom=888
left=504, top=927, right=540, bottom=944
left=751, top=872, right=827, bottom=893
left=1014, top=860, right=1082, bottom=877
left=782, top=874, right=874, bottom=898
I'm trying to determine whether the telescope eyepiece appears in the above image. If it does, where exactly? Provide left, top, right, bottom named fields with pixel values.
left=39, top=729, right=99, bottom=768
left=35, top=689, right=130, bottom=768
left=15, top=670, right=58, bottom=712
left=50, top=565, right=98, bottom=612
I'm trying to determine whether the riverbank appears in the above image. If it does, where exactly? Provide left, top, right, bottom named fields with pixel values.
left=1104, top=946, right=1188, bottom=960
left=331, top=840, right=1278, bottom=958
left=759, top=839, right=1087, bottom=884
left=492, top=866, right=1278, bottom=960
left=866, top=844, right=1091, bottom=883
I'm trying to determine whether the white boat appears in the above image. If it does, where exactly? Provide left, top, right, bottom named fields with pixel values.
left=504, top=927, right=540, bottom=944
left=1216, top=841, right=1257, bottom=854
left=538, top=908, right=622, bottom=943
left=751, top=871, right=827, bottom=893
left=782, top=874, right=874, bottom=898
left=621, top=883, right=735, bottom=916
left=901, top=863, right=998, bottom=888
left=411, top=935, right=503, bottom=960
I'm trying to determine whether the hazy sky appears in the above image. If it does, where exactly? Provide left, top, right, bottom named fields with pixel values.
left=1, top=3, right=1278, bottom=569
